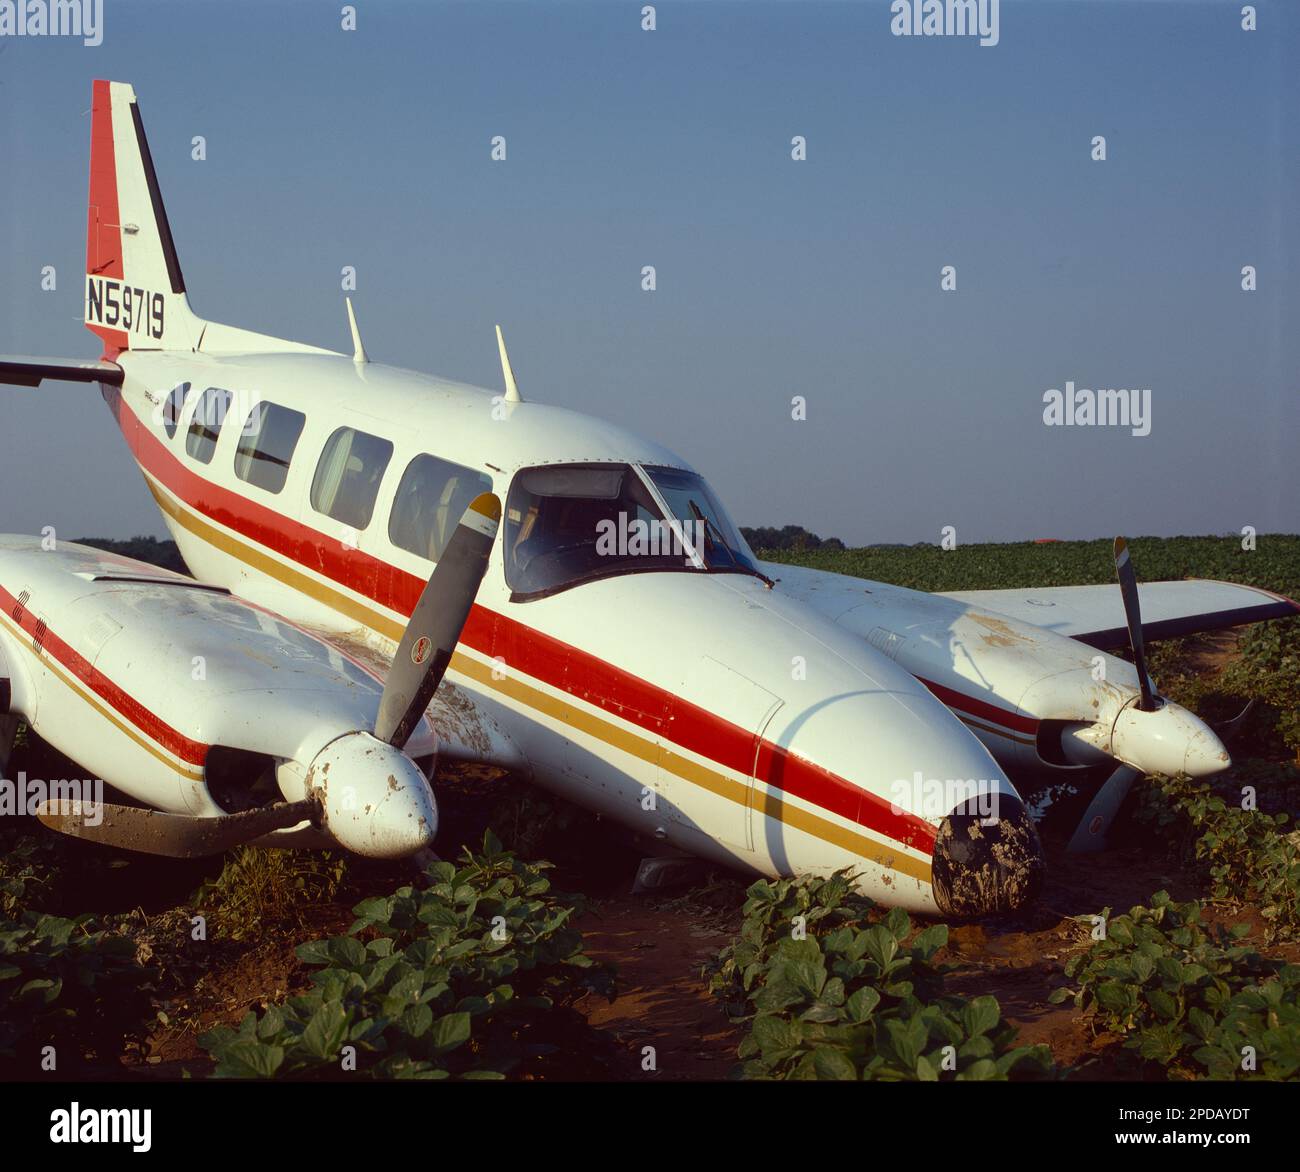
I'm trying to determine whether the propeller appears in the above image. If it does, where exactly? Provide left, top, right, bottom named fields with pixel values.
left=374, top=491, right=500, bottom=747
left=36, top=796, right=319, bottom=859
left=1113, top=536, right=1156, bottom=712
left=1065, top=535, right=1228, bottom=852
left=1066, top=765, right=1142, bottom=853
left=38, top=493, right=502, bottom=859
left=1066, top=537, right=1152, bottom=852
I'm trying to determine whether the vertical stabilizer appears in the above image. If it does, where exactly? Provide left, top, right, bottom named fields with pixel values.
left=85, top=79, right=203, bottom=355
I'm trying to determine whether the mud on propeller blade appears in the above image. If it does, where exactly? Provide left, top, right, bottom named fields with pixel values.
left=36, top=796, right=321, bottom=858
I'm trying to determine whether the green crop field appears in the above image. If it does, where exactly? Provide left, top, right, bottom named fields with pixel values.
left=761, top=534, right=1300, bottom=599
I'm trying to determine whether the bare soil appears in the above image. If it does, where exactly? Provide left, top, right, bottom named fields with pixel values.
left=113, top=807, right=1277, bottom=1082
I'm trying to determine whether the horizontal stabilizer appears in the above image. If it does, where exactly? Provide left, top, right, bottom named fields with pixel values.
left=0, top=355, right=124, bottom=388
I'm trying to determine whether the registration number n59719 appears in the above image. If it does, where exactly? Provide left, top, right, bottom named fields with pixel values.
left=86, top=275, right=165, bottom=340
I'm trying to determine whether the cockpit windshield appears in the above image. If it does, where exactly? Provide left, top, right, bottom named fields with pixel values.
left=503, top=462, right=763, bottom=598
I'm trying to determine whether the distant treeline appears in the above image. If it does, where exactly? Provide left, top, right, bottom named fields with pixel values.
left=740, top=525, right=845, bottom=553
left=74, top=536, right=189, bottom=574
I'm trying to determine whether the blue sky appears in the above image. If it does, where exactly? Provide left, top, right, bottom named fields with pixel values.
left=1, top=0, right=1296, bottom=545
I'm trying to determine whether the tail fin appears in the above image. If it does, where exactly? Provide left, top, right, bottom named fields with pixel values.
left=84, top=81, right=336, bottom=359
left=85, top=80, right=203, bottom=355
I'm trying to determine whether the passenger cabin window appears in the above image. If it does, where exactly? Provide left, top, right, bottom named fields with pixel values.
left=389, top=454, right=493, bottom=562
left=310, top=426, right=394, bottom=530
left=162, top=382, right=191, bottom=439
left=185, top=387, right=232, bottom=464
left=234, top=402, right=306, bottom=494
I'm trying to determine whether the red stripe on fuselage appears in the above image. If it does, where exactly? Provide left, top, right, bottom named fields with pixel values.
left=111, top=390, right=957, bottom=853
left=917, top=676, right=1040, bottom=736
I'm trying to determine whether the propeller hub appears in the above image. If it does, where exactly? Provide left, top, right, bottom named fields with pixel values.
left=1109, top=696, right=1231, bottom=779
left=307, top=732, right=437, bottom=858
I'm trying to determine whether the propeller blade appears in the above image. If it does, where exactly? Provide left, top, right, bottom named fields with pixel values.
left=375, top=492, right=501, bottom=748
left=1066, top=764, right=1142, bottom=852
left=36, top=796, right=319, bottom=858
left=1113, top=536, right=1156, bottom=711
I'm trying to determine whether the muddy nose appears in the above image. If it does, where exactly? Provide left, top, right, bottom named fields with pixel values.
left=931, top=794, right=1045, bottom=917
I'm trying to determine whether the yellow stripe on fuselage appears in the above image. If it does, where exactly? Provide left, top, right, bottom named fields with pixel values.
left=145, top=473, right=934, bottom=886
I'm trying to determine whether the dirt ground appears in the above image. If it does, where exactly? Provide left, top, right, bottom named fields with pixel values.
left=112, top=798, right=1289, bottom=1082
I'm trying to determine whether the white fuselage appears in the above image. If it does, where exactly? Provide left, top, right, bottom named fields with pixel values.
left=50, top=347, right=1047, bottom=913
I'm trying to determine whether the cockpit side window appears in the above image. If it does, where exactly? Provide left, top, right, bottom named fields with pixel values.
left=642, top=464, right=758, bottom=573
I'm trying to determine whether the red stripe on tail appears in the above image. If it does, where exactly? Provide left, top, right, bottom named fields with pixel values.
left=86, top=79, right=128, bottom=355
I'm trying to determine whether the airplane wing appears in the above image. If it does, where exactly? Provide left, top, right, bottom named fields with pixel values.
left=0, top=535, right=522, bottom=850
left=0, top=355, right=124, bottom=387
left=939, top=579, right=1300, bottom=649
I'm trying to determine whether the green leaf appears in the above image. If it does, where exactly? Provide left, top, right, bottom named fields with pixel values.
left=399, top=1003, right=434, bottom=1039
left=845, top=986, right=881, bottom=1023
left=812, top=1047, right=858, bottom=1081
left=1147, top=989, right=1178, bottom=1021
left=212, top=1038, right=285, bottom=1078
left=960, top=996, right=1001, bottom=1038
left=884, top=1015, right=927, bottom=1071
left=752, top=1013, right=804, bottom=1055
left=860, top=926, right=899, bottom=972
left=430, top=1012, right=472, bottom=1054
left=885, top=906, right=910, bottom=940
left=301, top=1002, right=349, bottom=1061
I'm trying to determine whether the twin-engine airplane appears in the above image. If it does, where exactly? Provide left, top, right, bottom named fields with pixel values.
left=1, top=82, right=1295, bottom=917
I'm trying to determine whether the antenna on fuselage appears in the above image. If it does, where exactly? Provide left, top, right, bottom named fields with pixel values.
left=346, top=298, right=369, bottom=364
left=495, top=324, right=522, bottom=403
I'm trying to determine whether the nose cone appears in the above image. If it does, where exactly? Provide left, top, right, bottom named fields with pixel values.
left=931, top=793, right=1045, bottom=917
left=1111, top=698, right=1230, bottom=779
left=308, top=732, right=438, bottom=858
left=1182, top=722, right=1231, bottom=778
